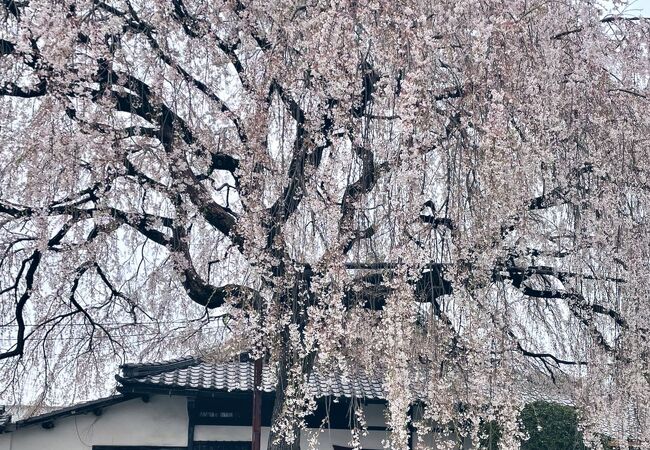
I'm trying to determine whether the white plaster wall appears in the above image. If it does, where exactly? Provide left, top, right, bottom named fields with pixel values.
left=195, top=425, right=387, bottom=450
left=3, top=395, right=188, bottom=450
left=302, top=428, right=386, bottom=449
left=194, top=424, right=253, bottom=442
left=0, top=434, right=11, bottom=450
left=195, top=425, right=473, bottom=449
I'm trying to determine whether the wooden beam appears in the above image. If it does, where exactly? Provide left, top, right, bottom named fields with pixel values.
left=187, top=397, right=196, bottom=450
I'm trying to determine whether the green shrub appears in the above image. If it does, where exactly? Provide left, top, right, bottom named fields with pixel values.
left=479, top=401, right=589, bottom=450
left=519, top=401, right=586, bottom=450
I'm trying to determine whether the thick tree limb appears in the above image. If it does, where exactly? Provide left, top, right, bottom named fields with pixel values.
left=0, top=79, right=47, bottom=97
left=0, top=251, right=40, bottom=360
left=265, top=85, right=333, bottom=252
left=552, top=16, right=649, bottom=40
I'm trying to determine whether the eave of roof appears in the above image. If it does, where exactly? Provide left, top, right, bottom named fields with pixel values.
left=3, top=394, right=137, bottom=432
left=116, top=381, right=273, bottom=399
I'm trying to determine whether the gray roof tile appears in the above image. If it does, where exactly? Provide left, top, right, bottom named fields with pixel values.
left=118, top=359, right=385, bottom=399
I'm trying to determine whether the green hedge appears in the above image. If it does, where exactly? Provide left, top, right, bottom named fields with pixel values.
left=519, top=401, right=586, bottom=450
left=480, top=401, right=587, bottom=450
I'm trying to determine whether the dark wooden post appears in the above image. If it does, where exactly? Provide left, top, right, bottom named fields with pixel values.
left=187, top=397, right=196, bottom=450
left=252, top=357, right=263, bottom=450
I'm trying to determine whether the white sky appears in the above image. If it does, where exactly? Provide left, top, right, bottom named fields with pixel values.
left=612, top=0, right=650, bottom=14
left=630, top=0, right=650, bottom=13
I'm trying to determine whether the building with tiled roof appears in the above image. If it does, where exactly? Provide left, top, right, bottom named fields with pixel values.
left=0, top=354, right=641, bottom=449
left=0, top=354, right=467, bottom=450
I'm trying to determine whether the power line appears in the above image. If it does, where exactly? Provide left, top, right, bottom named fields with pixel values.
left=0, top=328, right=229, bottom=342
left=0, top=320, right=228, bottom=328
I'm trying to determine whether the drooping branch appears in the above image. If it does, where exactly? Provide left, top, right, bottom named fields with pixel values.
left=0, top=251, right=40, bottom=360
left=551, top=15, right=650, bottom=40
left=343, top=258, right=627, bottom=361
left=106, top=0, right=249, bottom=145
left=0, top=38, right=15, bottom=55
left=343, top=264, right=452, bottom=309
left=504, top=268, right=627, bottom=329
left=67, top=263, right=124, bottom=354
left=517, top=344, right=586, bottom=367
left=0, top=79, right=47, bottom=98
left=351, top=60, right=380, bottom=118
left=265, top=83, right=333, bottom=252
left=340, top=145, right=389, bottom=231
left=169, top=225, right=259, bottom=309
left=167, top=0, right=254, bottom=95
left=1, top=0, right=22, bottom=19
left=420, top=200, right=455, bottom=230
left=93, top=65, right=242, bottom=244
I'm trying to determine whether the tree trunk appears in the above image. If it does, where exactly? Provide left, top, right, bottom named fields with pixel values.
left=267, top=326, right=316, bottom=450
left=267, top=379, right=301, bottom=450
left=267, top=346, right=301, bottom=450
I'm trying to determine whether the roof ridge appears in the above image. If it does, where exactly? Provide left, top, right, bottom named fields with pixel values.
left=120, top=356, right=201, bottom=378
